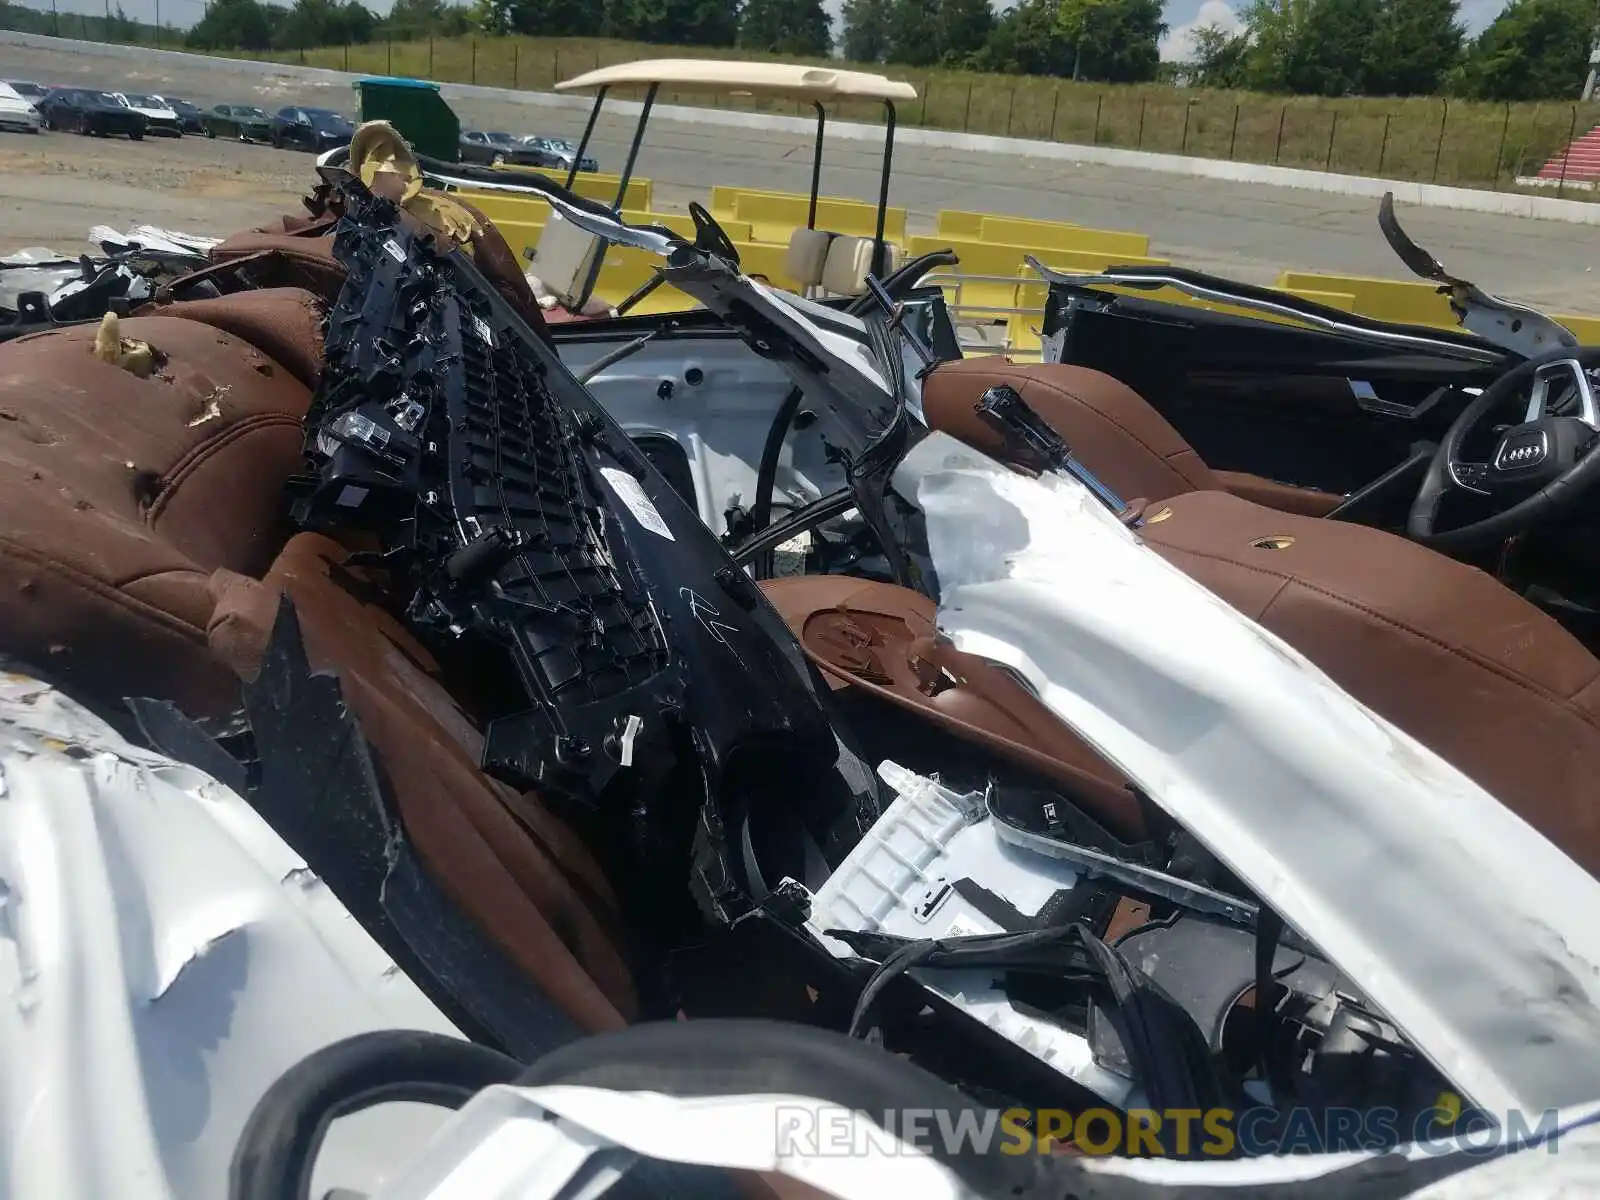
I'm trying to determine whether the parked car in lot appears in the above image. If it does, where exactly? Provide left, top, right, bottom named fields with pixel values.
left=4, top=80, right=48, bottom=103
left=0, top=81, right=41, bottom=134
left=111, top=92, right=183, bottom=137
left=458, top=129, right=551, bottom=167
left=152, top=94, right=205, bottom=134
left=201, top=103, right=273, bottom=142
left=36, top=88, right=146, bottom=139
left=520, top=134, right=598, bottom=173
left=268, top=105, right=353, bottom=151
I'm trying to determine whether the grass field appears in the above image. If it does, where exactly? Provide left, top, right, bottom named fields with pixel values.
left=238, top=34, right=1600, bottom=193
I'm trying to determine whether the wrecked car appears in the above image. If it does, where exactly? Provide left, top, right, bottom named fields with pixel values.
left=2, top=122, right=1600, bottom=1200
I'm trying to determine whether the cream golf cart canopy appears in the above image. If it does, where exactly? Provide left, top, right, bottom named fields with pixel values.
left=538, top=57, right=914, bottom=313
left=555, top=59, right=918, bottom=103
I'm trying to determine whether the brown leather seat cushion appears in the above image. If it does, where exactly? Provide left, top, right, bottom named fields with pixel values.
left=759, top=575, right=1147, bottom=841
left=139, top=287, right=325, bottom=389
left=922, top=357, right=1341, bottom=517
left=207, top=532, right=638, bottom=1029
left=0, top=304, right=314, bottom=714
left=1142, top=490, right=1600, bottom=874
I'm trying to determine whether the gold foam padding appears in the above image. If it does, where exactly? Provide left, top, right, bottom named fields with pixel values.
left=348, top=120, right=481, bottom=252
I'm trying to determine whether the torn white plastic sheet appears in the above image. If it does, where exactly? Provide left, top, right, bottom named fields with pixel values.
left=893, top=432, right=1600, bottom=1121
left=88, top=224, right=220, bottom=257
left=0, top=673, right=460, bottom=1200
left=0, top=248, right=81, bottom=312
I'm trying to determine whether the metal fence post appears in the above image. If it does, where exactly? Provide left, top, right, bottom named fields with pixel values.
left=1092, top=94, right=1103, bottom=145
left=1047, top=85, right=1061, bottom=140
left=513, top=41, right=519, bottom=88
left=428, top=36, right=433, bottom=76
left=918, top=81, right=929, bottom=125
left=961, top=83, right=973, bottom=131
left=1180, top=100, right=1193, bottom=154
left=387, top=39, right=392, bottom=75
left=471, top=39, right=477, bottom=85
left=343, top=40, right=349, bottom=72
left=1492, top=101, right=1511, bottom=183
left=1377, top=113, right=1392, bottom=175
left=1272, top=106, right=1286, bottom=163
left=1002, top=85, right=1015, bottom=137
left=1227, top=103, right=1239, bottom=159
left=1559, top=104, right=1579, bottom=197
left=1136, top=98, right=1146, bottom=149
left=1325, top=111, right=1338, bottom=170
left=1431, top=99, right=1449, bottom=183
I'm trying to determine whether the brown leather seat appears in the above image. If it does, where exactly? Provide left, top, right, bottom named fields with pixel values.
left=0, top=291, right=321, bottom=715
left=758, top=575, right=1148, bottom=842
left=0, top=287, right=637, bottom=1031
left=922, top=356, right=1343, bottom=517
left=920, top=358, right=1600, bottom=877
left=207, top=533, right=638, bottom=1028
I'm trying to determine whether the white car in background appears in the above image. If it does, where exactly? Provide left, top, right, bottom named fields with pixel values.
left=112, top=91, right=184, bottom=137
left=0, top=81, right=41, bottom=134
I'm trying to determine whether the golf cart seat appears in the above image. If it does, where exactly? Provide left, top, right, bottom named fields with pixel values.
left=923, top=355, right=1344, bottom=517
left=919, top=356, right=1600, bottom=877
left=0, top=287, right=640, bottom=1034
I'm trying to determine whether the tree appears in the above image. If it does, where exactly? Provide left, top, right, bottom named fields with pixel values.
left=186, top=0, right=274, bottom=49
left=1365, top=0, right=1463, bottom=95
left=275, top=0, right=376, bottom=48
left=980, top=0, right=1162, bottom=81
left=389, top=0, right=476, bottom=38
left=981, top=0, right=1075, bottom=76
left=1184, top=22, right=1250, bottom=88
left=1065, top=0, right=1164, bottom=82
left=1231, top=0, right=1463, bottom=96
left=1453, top=0, right=1591, bottom=101
left=884, top=0, right=994, bottom=67
left=739, top=0, right=831, bottom=55
left=601, top=0, right=741, bottom=46
left=1279, top=0, right=1382, bottom=95
left=840, top=0, right=891, bottom=61
left=470, top=0, right=598, bottom=37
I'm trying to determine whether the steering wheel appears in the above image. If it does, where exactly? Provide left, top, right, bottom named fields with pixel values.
left=1408, top=346, right=1600, bottom=552
left=688, top=201, right=740, bottom=266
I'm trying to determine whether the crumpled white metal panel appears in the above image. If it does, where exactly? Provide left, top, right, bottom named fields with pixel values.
left=0, top=673, right=459, bottom=1200
left=894, top=432, right=1600, bottom=1120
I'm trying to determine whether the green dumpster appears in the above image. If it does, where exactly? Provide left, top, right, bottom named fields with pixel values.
left=352, top=77, right=459, bottom=162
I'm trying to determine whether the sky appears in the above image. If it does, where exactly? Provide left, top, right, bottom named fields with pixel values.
left=37, top=0, right=1515, bottom=63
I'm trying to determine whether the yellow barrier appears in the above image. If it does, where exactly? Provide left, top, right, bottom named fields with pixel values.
left=618, top=210, right=753, bottom=242
left=937, top=210, right=991, bottom=240
left=1274, top=271, right=1452, bottom=326
left=1557, top=313, right=1600, bottom=341
left=483, top=166, right=655, bottom=211
left=458, top=174, right=653, bottom=217
left=910, top=234, right=1168, bottom=315
left=979, top=216, right=1150, bottom=260
left=719, top=188, right=908, bottom=244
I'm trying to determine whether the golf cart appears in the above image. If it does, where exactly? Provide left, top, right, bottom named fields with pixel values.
left=323, top=58, right=924, bottom=318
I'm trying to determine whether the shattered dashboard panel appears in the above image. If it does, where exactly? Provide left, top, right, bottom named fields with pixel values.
left=289, top=173, right=878, bottom=919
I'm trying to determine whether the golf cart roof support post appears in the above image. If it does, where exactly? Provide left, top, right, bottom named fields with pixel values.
left=614, top=83, right=659, bottom=212
left=566, top=85, right=608, bottom=191
left=808, top=101, right=825, bottom=231
left=875, top=100, right=896, bottom=278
